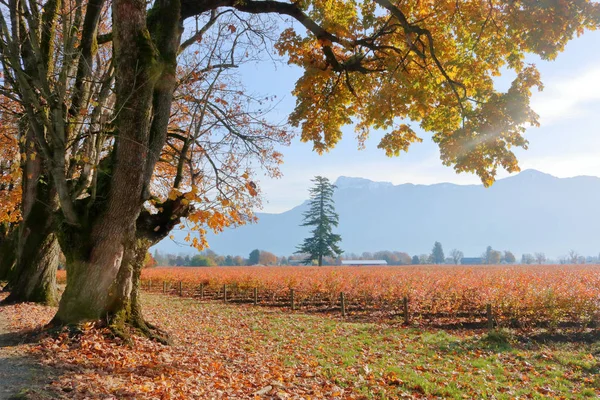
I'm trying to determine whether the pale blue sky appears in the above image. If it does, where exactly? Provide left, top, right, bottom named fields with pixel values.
left=239, top=29, right=600, bottom=213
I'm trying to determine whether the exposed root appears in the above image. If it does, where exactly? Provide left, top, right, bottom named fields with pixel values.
left=134, top=319, right=172, bottom=345
left=44, top=314, right=171, bottom=346
left=109, top=311, right=171, bottom=345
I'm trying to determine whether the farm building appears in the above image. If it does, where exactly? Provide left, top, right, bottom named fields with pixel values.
left=461, top=257, right=483, bottom=265
left=341, top=260, right=388, bottom=266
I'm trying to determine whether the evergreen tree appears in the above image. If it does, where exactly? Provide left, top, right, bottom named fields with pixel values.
left=295, top=176, right=342, bottom=266
left=411, top=255, right=420, bottom=265
left=431, top=241, right=445, bottom=264
left=249, top=249, right=260, bottom=265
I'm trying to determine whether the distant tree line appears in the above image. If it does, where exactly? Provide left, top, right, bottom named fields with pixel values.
left=406, top=242, right=597, bottom=265
left=152, top=244, right=600, bottom=267
left=152, top=248, right=282, bottom=267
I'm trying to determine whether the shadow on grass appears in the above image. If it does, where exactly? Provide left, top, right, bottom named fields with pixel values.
left=517, top=329, right=600, bottom=344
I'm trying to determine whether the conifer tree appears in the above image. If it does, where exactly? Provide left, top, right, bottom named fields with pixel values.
left=296, top=177, right=342, bottom=266
left=431, top=241, right=445, bottom=264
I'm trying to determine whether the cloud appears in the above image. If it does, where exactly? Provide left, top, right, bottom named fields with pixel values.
left=531, top=66, right=600, bottom=125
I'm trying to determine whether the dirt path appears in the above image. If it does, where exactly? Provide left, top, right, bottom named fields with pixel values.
left=0, top=303, right=56, bottom=400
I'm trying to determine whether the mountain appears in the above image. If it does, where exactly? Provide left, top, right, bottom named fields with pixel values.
left=154, top=170, right=600, bottom=258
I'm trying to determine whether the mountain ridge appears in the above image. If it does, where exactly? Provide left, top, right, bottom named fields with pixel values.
left=154, top=169, right=600, bottom=258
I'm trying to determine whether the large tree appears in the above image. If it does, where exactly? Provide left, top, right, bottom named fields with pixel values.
left=0, top=0, right=286, bottom=323
left=0, top=0, right=597, bottom=329
left=296, top=176, right=342, bottom=266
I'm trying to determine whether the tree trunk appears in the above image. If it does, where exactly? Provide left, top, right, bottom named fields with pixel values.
left=107, top=238, right=170, bottom=344
left=51, top=0, right=182, bottom=329
left=4, top=126, right=60, bottom=305
left=4, top=228, right=59, bottom=305
left=54, top=234, right=168, bottom=342
left=0, top=229, right=16, bottom=284
left=105, top=195, right=190, bottom=341
left=101, top=195, right=190, bottom=341
left=53, top=228, right=131, bottom=323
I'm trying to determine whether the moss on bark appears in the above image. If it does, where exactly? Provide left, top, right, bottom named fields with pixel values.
left=4, top=174, right=59, bottom=306
left=107, top=238, right=170, bottom=344
left=51, top=237, right=170, bottom=344
left=4, top=231, right=59, bottom=306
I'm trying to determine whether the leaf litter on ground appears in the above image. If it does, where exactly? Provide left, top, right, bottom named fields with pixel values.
left=0, top=292, right=598, bottom=399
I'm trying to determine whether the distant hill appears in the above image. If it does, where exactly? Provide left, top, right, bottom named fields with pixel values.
left=154, top=170, right=600, bottom=258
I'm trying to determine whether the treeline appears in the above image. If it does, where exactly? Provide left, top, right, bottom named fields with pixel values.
left=415, top=243, right=600, bottom=265
left=152, top=249, right=280, bottom=267
left=152, top=243, right=600, bottom=268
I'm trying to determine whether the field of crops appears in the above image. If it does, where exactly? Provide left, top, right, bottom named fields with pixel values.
left=130, top=264, right=600, bottom=328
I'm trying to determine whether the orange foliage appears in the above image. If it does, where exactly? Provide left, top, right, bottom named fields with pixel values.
left=143, top=252, right=157, bottom=269
left=0, top=99, right=22, bottom=226
left=258, top=251, right=278, bottom=266
left=276, top=0, right=600, bottom=185
left=138, top=265, right=600, bottom=326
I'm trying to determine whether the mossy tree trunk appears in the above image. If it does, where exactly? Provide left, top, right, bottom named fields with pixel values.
left=4, top=124, right=60, bottom=305
left=53, top=209, right=139, bottom=323
left=0, top=230, right=17, bottom=292
left=51, top=0, right=183, bottom=328
left=0, top=228, right=17, bottom=286
left=4, top=229, right=60, bottom=305
left=108, top=238, right=170, bottom=343
left=106, top=197, right=191, bottom=342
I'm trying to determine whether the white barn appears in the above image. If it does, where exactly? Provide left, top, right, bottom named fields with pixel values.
left=341, top=260, right=387, bottom=266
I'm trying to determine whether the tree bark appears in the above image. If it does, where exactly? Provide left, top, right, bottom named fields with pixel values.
left=4, top=185, right=60, bottom=305
left=4, top=125, right=60, bottom=305
left=105, top=196, right=190, bottom=341
left=53, top=229, right=130, bottom=323
left=107, top=238, right=170, bottom=344
left=0, top=228, right=16, bottom=285
left=4, top=229, right=60, bottom=305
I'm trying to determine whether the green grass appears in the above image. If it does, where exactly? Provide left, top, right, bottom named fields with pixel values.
left=145, top=294, right=600, bottom=399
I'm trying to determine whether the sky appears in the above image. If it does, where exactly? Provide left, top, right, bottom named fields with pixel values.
left=238, top=28, right=600, bottom=213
